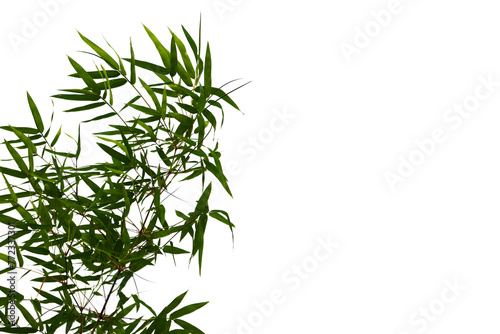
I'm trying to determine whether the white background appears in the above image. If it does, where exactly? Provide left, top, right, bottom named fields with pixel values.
left=1, top=0, right=500, bottom=333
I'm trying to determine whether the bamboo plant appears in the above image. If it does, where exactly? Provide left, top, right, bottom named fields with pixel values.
left=0, top=22, right=246, bottom=333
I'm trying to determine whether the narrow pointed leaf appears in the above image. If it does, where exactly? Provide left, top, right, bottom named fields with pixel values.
left=78, top=32, right=120, bottom=70
left=130, top=38, right=136, bottom=84
left=67, top=56, right=100, bottom=94
left=63, top=102, right=105, bottom=113
left=143, top=25, right=171, bottom=70
left=26, top=92, right=44, bottom=132
left=204, top=43, right=211, bottom=95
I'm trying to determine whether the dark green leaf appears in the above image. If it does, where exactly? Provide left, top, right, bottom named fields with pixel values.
left=164, top=291, right=188, bottom=315
left=97, top=143, right=130, bottom=163
left=182, top=25, right=198, bottom=59
left=69, top=70, right=120, bottom=79
left=170, top=302, right=208, bottom=319
left=52, top=93, right=100, bottom=101
left=50, top=126, right=62, bottom=146
left=26, top=92, right=44, bottom=132
left=123, top=58, right=169, bottom=75
left=130, top=38, right=136, bottom=84
left=0, top=327, right=38, bottom=333
left=4, top=141, right=28, bottom=175
left=170, top=36, right=178, bottom=76
left=63, top=102, right=105, bottom=113
left=204, top=43, right=211, bottom=95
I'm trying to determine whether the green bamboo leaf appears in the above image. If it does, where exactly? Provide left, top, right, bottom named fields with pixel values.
left=97, top=142, right=130, bottom=163
left=120, top=183, right=130, bottom=218
left=209, top=210, right=235, bottom=228
left=130, top=38, right=136, bottom=84
left=204, top=160, right=232, bottom=197
left=167, top=113, right=194, bottom=126
left=78, top=31, right=120, bottom=70
left=170, top=302, right=209, bottom=319
left=76, top=124, right=81, bottom=159
left=0, top=126, right=39, bottom=134
left=170, top=36, right=178, bottom=76
left=195, top=81, right=248, bottom=111
left=182, top=25, right=198, bottom=59
left=173, top=319, right=204, bottom=334
left=14, top=240, right=23, bottom=268
left=67, top=56, right=100, bottom=94
left=17, top=303, right=38, bottom=329
left=2, top=173, right=17, bottom=202
left=104, top=37, right=127, bottom=75
left=4, top=141, right=28, bottom=175
left=0, top=327, right=38, bottom=333
left=119, top=131, right=133, bottom=159
left=135, top=120, right=155, bottom=139
left=51, top=93, right=100, bottom=101
left=26, top=92, right=44, bottom=132
left=195, top=183, right=211, bottom=214
left=100, top=65, right=113, bottom=105
left=69, top=70, right=120, bottom=79
left=0, top=167, right=25, bottom=178
left=170, top=29, right=195, bottom=78
left=161, top=86, right=168, bottom=118
left=129, top=103, right=160, bottom=116
left=204, top=43, right=211, bottom=95
left=0, top=253, right=10, bottom=265
left=163, top=245, right=189, bottom=255
left=176, top=64, right=194, bottom=87
left=196, top=114, right=205, bottom=148
left=143, top=25, right=171, bottom=70
left=44, top=149, right=76, bottom=158
left=23, top=246, right=50, bottom=255
left=63, top=102, right=106, bottom=113
left=202, top=109, right=216, bottom=130
left=139, top=78, right=161, bottom=111
left=164, top=291, right=188, bottom=315
left=150, top=225, right=184, bottom=239
left=176, top=103, right=198, bottom=114
left=50, top=126, right=62, bottom=146
left=94, top=78, right=127, bottom=90
left=122, top=58, right=169, bottom=75
left=9, top=126, right=36, bottom=153
left=82, top=111, right=116, bottom=123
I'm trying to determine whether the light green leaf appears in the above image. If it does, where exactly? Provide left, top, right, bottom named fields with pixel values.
left=67, top=56, right=100, bottom=94
left=143, top=25, right=171, bottom=70
left=78, top=31, right=120, bottom=70
left=170, top=29, right=195, bottom=78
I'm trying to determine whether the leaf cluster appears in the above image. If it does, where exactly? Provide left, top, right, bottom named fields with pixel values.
left=0, top=22, right=245, bottom=334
